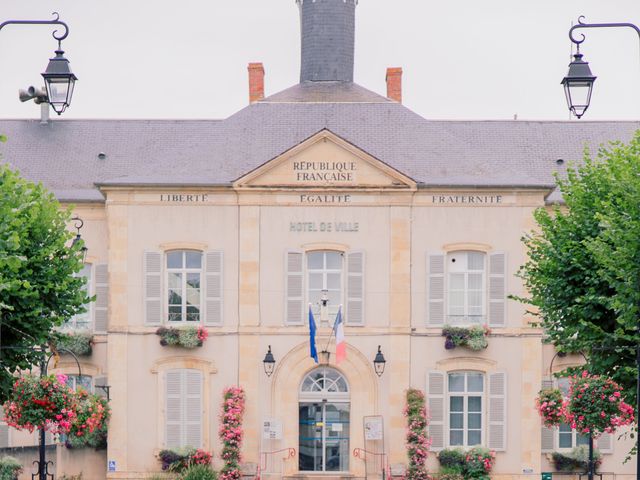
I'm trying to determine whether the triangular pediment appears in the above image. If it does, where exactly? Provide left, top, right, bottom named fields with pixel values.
left=234, top=130, right=416, bottom=190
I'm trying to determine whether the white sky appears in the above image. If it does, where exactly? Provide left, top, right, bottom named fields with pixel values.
left=0, top=0, right=639, bottom=121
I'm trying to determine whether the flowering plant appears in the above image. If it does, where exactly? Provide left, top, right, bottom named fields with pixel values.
left=2, top=374, right=77, bottom=434
left=158, top=447, right=213, bottom=473
left=65, top=389, right=111, bottom=449
left=403, top=388, right=431, bottom=480
left=156, top=325, right=208, bottom=348
left=442, top=325, right=490, bottom=351
left=437, top=447, right=495, bottom=479
left=219, top=386, right=245, bottom=480
left=536, top=388, right=566, bottom=427
left=535, top=371, right=635, bottom=436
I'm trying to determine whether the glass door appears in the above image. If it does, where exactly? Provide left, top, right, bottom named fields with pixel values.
left=299, top=402, right=350, bottom=472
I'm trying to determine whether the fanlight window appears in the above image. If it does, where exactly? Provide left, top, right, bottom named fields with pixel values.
left=300, top=367, right=349, bottom=401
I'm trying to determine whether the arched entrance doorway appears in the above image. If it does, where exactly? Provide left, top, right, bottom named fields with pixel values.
left=298, top=367, right=350, bottom=472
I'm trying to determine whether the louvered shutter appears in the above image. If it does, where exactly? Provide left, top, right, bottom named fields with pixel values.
left=488, top=252, right=506, bottom=327
left=540, top=377, right=555, bottom=452
left=94, top=264, right=109, bottom=333
left=185, top=370, right=203, bottom=448
left=597, top=432, right=613, bottom=454
left=205, top=251, right=223, bottom=325
left=427, top=253, right=446, bottom=325
left=144, top=251, right=162, bottom=325
left=165, top=370, right=182, bottom=449
left=346, top=251, right=364, bottom=325
left=285, top=250, right=304, bottom=325
left=488, top=371, right=507, bottom=451
left=427, top=371, right=445, bottom=450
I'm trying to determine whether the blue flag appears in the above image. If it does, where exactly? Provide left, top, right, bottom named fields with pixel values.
left=309, top=305, right=319, bottom=363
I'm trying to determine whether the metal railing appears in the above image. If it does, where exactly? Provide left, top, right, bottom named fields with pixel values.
left=258, top=447, right=296, bottom=479
left=353, top=447, right=390, bottom=480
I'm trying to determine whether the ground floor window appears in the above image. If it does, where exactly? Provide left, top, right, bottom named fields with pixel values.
left=448, top=371, right=484, bottom=447
left=165, top=369, right=202, bottom=449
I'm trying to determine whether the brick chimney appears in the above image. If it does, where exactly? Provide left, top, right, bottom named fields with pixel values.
left=248, top=62, right=265, bottom=104
left=386, top=67, right=403, bottom=103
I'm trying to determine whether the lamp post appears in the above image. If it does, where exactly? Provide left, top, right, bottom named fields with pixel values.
left=0, top=12, right=78, bottom=115
left=562, top=16, right=640, bottom=118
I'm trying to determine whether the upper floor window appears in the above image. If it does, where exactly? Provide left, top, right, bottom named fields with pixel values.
left=167, top=250, right=202, bottom=323
left=144, top=249, right=223, bottom=326
left=447, top=251, right=485, bottom=325
left=307, top=251, right=343, bottom=318
left=427, top=250, right=506, bottom=327
left=448, top=372, right=484, bottom=447
left=285, top=250, right=364, bottom=326
left=65, top=264, right=93, bottom=330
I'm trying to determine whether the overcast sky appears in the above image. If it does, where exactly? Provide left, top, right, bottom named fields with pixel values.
left=0, top=0, right=639, bottom=121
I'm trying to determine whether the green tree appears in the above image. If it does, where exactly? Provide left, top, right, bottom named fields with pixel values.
left=518, top=131, right=640, bottom=405
left=0, top=156, right=88, bottom=401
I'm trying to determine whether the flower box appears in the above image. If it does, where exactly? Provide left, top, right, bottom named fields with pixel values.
left=442, top=325, right=490, bottom=351
left=156, top=326, right=208, bottom=348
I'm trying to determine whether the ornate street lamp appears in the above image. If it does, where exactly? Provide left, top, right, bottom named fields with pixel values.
left=563, top=16, right=639, bottom=118
left=561, top=50, right=596, bottom=119
left=373, top=345, right=386, bottom=377
left=263, top=345, right=276, bottom=377
left=0, top=12, right=78, bottom=115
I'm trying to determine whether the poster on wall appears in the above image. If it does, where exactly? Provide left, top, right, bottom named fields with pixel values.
left=262, top=418, right=283, bottom=440
left=363, top=415, right=383, bottom=441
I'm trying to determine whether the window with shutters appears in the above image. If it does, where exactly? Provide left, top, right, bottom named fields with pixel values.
left=145, top=249, right=222, bottom=326
left=286, top=250, right=364, bottom=325
left=167, top=250, right=203, bottom=323
left=428, top=250, right=506, bottom=327
left=64, top=264, right=93, bottom=330
left=165, top=369, right=203, bottom=449
left=448, top=372, right=484, bottom=447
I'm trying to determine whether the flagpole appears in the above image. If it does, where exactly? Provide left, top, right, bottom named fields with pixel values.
left=323, top=305, right=342, bottom=353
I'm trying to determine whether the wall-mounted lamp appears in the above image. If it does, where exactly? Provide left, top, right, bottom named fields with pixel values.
left=70, top=216, right=88, bottom=264
left=263, top=345, right=276, bottom=377
left=373, top=345, right=386, bottom=377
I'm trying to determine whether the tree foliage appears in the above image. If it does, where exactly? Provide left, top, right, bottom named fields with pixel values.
left=518, top=131, right=640, bottom=405
left=0, top=161, right=88, bottom=401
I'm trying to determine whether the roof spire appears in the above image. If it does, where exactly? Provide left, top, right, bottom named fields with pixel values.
left=297, top=0, right=358, bottom=83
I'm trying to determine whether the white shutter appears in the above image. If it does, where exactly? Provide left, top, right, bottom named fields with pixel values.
left=427, top=371, right=445, bottom=451
left=541, top=377, right=555, bottom=452
left=427, top=253, right=446, bottom=325
left=204, top=251, right=223, bottom=326
left=488, top=371, right=507, bottom=451
left=285, top=250, right=304, bottom=325
left=94, top=264, right=109, bottom=333
left=165, top=370, right=183, bottom=449
left=0, top=424, right=8, bottom=448
left=144, top=251, right=163, bottom=325
left=488, top=252, right=506, bottom=327
left=597, top=432, right=613, bottom=454
left=185, top=370, right=203, bottom=448
left=346, top=251, right=364, bottom=325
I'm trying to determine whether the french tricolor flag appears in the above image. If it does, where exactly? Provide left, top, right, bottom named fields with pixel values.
left=334, top=306, right=346, bottom=364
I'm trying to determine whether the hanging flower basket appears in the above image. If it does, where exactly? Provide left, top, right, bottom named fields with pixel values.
left=442, top=325, right=490, bottom=351
left=65, top=388, right=111, bottom=449
left=535, top=371, right=634, bottom=436
left=156, top=325, right=208, bottom=348
left=2, top=374, right=77, bottom=434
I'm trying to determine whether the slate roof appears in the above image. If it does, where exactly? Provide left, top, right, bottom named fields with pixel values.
left=1, top=82, right=638, bottom=203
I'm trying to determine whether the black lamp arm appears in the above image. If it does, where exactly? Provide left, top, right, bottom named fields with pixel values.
left=569, top=16, right=640, bottom=47
left=0, top=12, right=69, bottom=44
